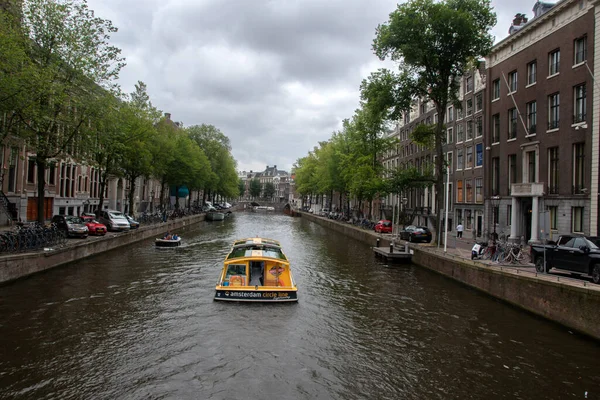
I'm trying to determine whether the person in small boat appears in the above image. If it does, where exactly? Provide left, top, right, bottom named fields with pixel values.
left=172, top=233, right=178, bottom=240
left=163, top=231, right=171, bottom=240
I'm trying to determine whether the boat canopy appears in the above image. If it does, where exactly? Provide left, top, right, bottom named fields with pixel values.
left=227, top=237, right=287, bottom=261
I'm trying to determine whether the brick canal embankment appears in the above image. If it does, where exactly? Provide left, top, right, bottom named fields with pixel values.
left=300, top=211, right=600, bottom=341
left=0, top=213, right=206, bottom=285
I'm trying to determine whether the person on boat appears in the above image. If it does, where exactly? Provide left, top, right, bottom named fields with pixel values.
left=172, top=233, right=178, bottom=240
left=163, top=231, right=171, bottom=240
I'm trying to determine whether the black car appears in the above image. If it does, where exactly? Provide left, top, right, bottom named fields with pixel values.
left=51, top=215, right=89, bottom=238
left=399, top=225, right=432, bottom=243
left=125, top=214, right=140, bottom=229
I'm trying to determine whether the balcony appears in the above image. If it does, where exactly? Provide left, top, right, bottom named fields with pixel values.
left=511, top=182, right=545, bottom=197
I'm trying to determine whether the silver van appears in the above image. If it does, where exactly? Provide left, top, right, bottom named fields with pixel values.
left=97, top=209, right=130, bottom=232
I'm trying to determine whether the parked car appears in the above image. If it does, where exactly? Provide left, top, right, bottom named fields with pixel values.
left=399, top=225, right=432, bottom=243
left=96, top=210, right=130, bottom=232
left=81, top=216, right=107, bottom=236
left=51, top=215, right=89, bottom=238
left=530, top=235, right=600, bottom=284
left=125, top=214, right=140, bottom=229
left=319, top=208, right=330, bottom=217
left=374, top=220, right=393, bottom=233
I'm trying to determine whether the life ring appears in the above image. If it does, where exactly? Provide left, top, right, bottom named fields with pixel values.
left=269, top=265, right=285, bottom=276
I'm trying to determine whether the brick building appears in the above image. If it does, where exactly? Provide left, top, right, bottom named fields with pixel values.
left=485, top=0, right=598, bottom=242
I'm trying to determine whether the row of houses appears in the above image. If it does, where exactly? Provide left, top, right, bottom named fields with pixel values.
left=237, top=165, right=292, bottom=202
left=0, top=113, right=179, bottom=225
left=382, top=0, right=599, bottom=243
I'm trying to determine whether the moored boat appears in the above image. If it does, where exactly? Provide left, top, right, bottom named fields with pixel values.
left=214, top=237, right=298, bottom=302
left=206, top=210, right=225, bottom=221
left=155, top=237, right=182, bottom=247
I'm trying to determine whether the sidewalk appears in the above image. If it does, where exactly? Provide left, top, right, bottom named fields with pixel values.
left=389, top=232, right=534, bottom=269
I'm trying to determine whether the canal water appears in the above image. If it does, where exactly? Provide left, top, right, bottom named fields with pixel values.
left=0, top=212, right=599, bottom=399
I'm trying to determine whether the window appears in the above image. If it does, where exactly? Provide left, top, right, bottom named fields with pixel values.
left=475, top=178, right=483, bottom=203
left=446, top=151, right=453, bottom=171
left=507, top=205, right=512, bottom=226
left=492, top=157, right=500, bottom=195
left=456, top=123, right=464, bottom=142
left=549, top=49, right=560, bottom=75
left=527, top=151, right=537, bottom=183
left=466, top=76, right=473, bottom=93
left=526, top=101, right=537, bottom=134
left=548, top=206, right=558, bottom=230
left=457, top=209, right=463, bottom=224
left=457, top=180, right=463, bottom=202
left=572, top=207, right=584, bottom=233
left=466, top=99, right=473, bottom=116
left=574, top=36, right=587, bottom=65
left=475, top=116, right=483, bottom=138
left=508, top=108, right=517, bottom=139
left=48, top=164, right=55, bottom=185
left=466, top=120, right=473, bottom=140
left=457, top=107, right=463, bottom=120
left=573, top=143, right=585, bottom=193
left=466, top=179, right=473, bottom=202
left=508, top=154, right=517, bottom=192
left=447, top=106, right=454, bottom=122
left=475, top=93, right=482, bottom=112
left=475, top=143, right=483, bottom=167
left=574, top=84, right=586, bottom=123
left=492, top=114, right=500, bottom=143
left=466, top=146, right=473, bottom=169
left=447, top=128, right=453, bottom=144
left=27, top=159, right=35, bottom=184
left=548, top=147, right=559, bottom=194
left=527, top=61, right=537, bottom=85
left=548, top=93, right=560, bottom=130
left=465, top=209, right=472, bottom=229
left=508, top=70, right=517, bottom=92
left=457, top=148, right=464, bottom=170
left=492, top=79, right=500, bottom=100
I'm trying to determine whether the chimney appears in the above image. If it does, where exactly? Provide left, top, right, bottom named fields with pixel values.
left=509, top=13, right=528, bottom=35
left=164, top=112, right=171, bottom=120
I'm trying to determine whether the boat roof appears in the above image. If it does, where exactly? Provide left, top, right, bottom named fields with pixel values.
left=226, top=237, right=288, bottom=262
left=232, top=237, right=281, bottom=247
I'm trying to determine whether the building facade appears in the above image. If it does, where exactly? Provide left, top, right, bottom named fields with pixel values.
left=486, top=0, right=598, bottom=243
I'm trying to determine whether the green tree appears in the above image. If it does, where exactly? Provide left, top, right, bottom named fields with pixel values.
left=238, top=179, right=246, bottom=199
left=2, top=0, right=124, bottom=223
left=263, top=182, right=275, bottom=200
left=119, top=84, right=160, bottom=215
left=249, top=179, right=262, bottom=199
left=371, top=0, right=496, bottom=222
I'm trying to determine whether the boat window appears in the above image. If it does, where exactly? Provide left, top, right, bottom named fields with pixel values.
left=226, top=264, right=246, bottom=278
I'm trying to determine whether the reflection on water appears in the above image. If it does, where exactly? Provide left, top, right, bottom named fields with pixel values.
left=0, top=212, right=599, bottom=399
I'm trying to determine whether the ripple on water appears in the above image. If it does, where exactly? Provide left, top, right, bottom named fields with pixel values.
left=0, top=213, right=599, bottom=400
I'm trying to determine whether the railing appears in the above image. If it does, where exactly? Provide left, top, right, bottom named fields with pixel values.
left=573, top=113, right=586, bottom=124
left=548, top=120, right=559, bottom=130
left=0, top=190, right=18, bottom=221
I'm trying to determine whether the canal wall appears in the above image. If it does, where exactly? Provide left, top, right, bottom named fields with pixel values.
left=0, top=214, right=206, bottom=285
left=300, top=212, right=600, bottom=340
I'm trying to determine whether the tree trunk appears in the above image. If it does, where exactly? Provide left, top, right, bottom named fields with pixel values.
left=434, top=105, right=447, bottom=244
left=35, top=157, right=47, bottom=224
left=128, top=176, right=137, bottom=216
left=98, top=170, right=108, bottom=213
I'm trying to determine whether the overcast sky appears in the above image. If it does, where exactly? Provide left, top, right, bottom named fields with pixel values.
left=86, top=0, right=539, bottom=173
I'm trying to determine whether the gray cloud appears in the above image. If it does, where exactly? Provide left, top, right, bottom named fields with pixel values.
left=87, top=0, right=543, bottom=173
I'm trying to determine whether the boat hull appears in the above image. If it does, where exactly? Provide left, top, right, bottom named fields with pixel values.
left=214, top=288, right=298, bottom=302
left=206, top=212, right=225, bottom=221
left=155, top=238, right=181, bottom=247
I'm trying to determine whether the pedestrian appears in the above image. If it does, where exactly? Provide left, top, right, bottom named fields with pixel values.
left=457, top=223, right=464, bottom=238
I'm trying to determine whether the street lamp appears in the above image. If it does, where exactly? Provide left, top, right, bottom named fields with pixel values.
left=150, top=190, right=155, bottom=212
left=490, top=195, right=501, bottom=247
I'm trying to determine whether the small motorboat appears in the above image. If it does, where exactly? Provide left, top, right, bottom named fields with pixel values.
left=214, top=237, right=298, bottom=302
left=155, top=236, right=182, bottom=247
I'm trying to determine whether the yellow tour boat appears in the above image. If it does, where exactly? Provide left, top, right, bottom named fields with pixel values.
left=214, top=237, right=298, bottom=302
